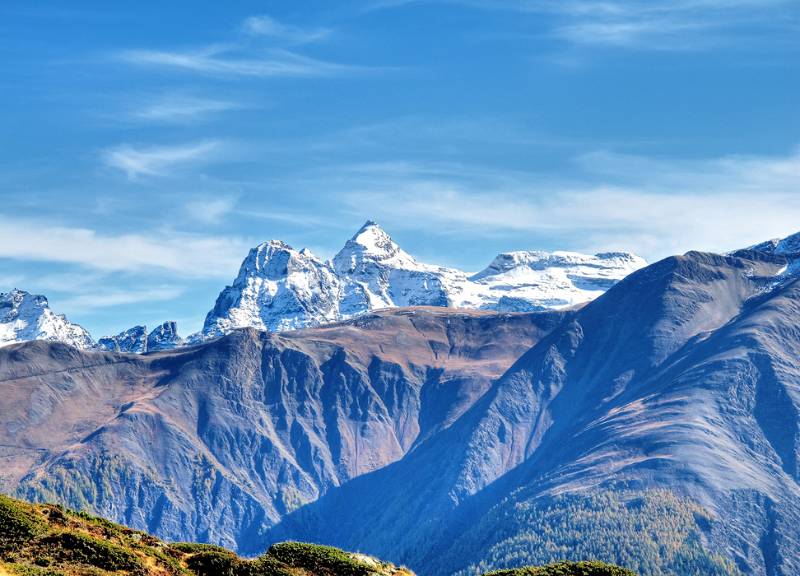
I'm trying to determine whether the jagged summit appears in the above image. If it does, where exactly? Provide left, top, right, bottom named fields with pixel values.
left=147, top=320, right=183, bottom=351
left=97, top=321, right=183, bottom=353
left=333, top=220, right=417, bottom=269
left=241, top=239, right=326, bottom=279
left=748, top=230, right=800, bottom=257
left=199, top=236, right=341, bottom=337
left=98, top=325, right=148, bottom=353
left=194, top=222, right=647, bottom=340
left=0, top=289, right=93, bottom=349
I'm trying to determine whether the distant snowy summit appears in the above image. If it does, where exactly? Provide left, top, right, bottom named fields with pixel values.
left=97, top=321, right=183, bottom=353
left=195, top=221, right=647, bottom=340
left=747, top=230, right=800, bottom=258
left=0, top=289, right=182, bottom=353
left=10, top=226, right=800, bottom=351
left=0, top=289, right=93, bottom=349
left=1, top=221, right=649, bottom=349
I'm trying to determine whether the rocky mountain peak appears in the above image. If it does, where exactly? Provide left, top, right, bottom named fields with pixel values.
left=147, top=321, right=183, bottom=351
left=97, top=321, right=183, bottom=354
left=238, top=240, right=324, bottom=280
left=333, top=220, right=420, bottom=274
left=748, top=230, right=800, bottom=258
left=199, top=236, right=341, bottom=337
left=98, top=325, right=148, bottom=353
left=0, top=289, right=94, bottom=349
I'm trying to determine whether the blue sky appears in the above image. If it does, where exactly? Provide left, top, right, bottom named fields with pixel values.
left=1, top=0, right=799, bottom=337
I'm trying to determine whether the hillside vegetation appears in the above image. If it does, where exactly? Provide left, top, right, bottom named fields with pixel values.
left=443, top=490, right=738, bottom=576
left=0, top=494, right=632, bottom=576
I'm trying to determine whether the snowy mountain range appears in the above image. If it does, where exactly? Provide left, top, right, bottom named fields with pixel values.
left=9, top=224, right=800, bottom=352
left=97, top=321, right=183, bottom=353
left=0, top=289, right=93, bottom=349
left=0, top=290, right=182, bottom=352
left=196, top=220, right=646, bottom=340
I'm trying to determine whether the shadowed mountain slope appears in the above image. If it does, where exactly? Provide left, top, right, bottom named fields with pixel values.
left=0, top=307, right=565, bottom=553
left=269, top=250, right=800, bottom=576
left=4, top=248, right=800, bottom=575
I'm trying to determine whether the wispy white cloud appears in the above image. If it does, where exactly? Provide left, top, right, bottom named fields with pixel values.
left=315, top=146, right=800, bottom=259
left=60, top=286, right=184, bottom=312
left=0, top=216, right=249, bottom=278
left=118, top=44, right=357, bottom=78
left=242, top=15, right=331, bottom=44
left=129, top=94, right=241, bottom=124
left=185, top=196, right=239, bottom=225
left=541, top=0, right=792, bottom=50
left=368, top=0, right=798, bottom=51
left=103, top=140, right=223, bottom=179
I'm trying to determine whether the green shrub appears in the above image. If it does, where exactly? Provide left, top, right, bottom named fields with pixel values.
left=238, top=555, right=294, bottom=576
left=486, top=561, right=637, bottom=576
left=0, top=495, right=46, bottom=550
left=36, top=531, right=143, bottom=572
left=4, top=563, right=66, bottom=576
left=267, top=542, right=374, bottom=576
left=185, top=550, right=241, bottom=576
left=170, top=542, right=233, bottom=554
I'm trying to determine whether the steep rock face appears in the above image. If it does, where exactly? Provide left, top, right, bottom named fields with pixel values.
left=0, top=307, right=564, bottom=553
left=97, top=325, right=148, bottom=353
left=270, top=250, right=800, bottom=576
left=200, top=241, right=341, bottom=338
left=0, top=289, right=93, bottom=349
left=332, top=221, right=453, bottom=314
left=146, top=321, right=183, bottom=351
left=197, top=222, right=645, bottom=340
left=748, top=230, right=800, bottom=258
left=97, top=322, right=183, bottom=354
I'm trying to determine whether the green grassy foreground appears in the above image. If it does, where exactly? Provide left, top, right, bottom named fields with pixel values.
left=0, top=494, right=633, bottom=576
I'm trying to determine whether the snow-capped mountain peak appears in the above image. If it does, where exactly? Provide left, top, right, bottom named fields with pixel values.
left=199, top=238, right=341, bottom=337
left=0, top=289, right=93, bottom=349
left=464, top=250, right=647, bottom=311
left=749, top=231, right=800, bottom=258
left=194, top=222, right=648, bottom=340
left=147, top=321, right=183, bottom=351
left=97, top=321, right=183, bottom=353
left=240, top=240, right=298, bottom=276
left=333, top=220, right=422, bottom=274
left=98, top=325, right=148, bottom=353
left=472, top=250, right=645, bottom=279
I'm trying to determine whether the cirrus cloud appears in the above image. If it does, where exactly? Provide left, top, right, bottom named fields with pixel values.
left=102, top=140, right=224, bottom=179
left=321, top=146, right=800, bottom=260
left=0, top=216, right=250, bottom=278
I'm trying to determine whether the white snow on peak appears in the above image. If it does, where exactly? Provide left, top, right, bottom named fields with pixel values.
left=147, top=321, right=183, bottom=351
left=333, top=221, right=423, bottom=272
left=462, top=250, right=647, bottom=311
left=97, top=321, right=183, bottom=354
left=0, top=289, right=94, bottom=349
left=98, top=325, right=148, bottom=353
left=194, top=221, right=647, bottom=340
left=749, top=231, right=800, bottom=258
left=198, top=240, right=341, bottom=338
